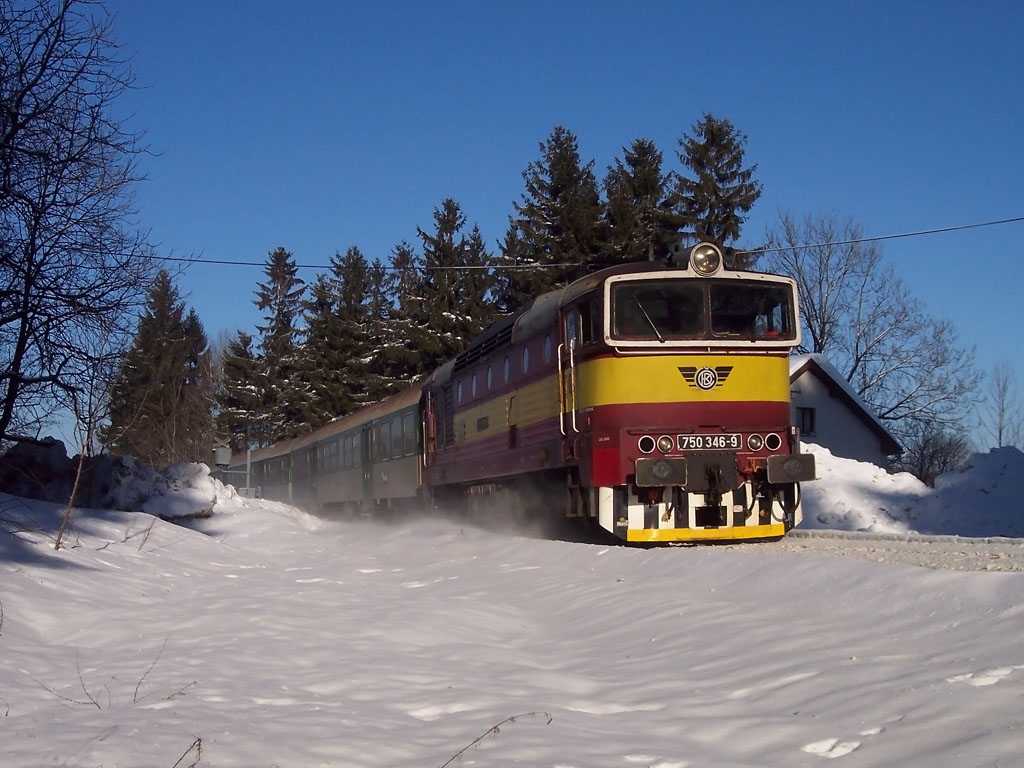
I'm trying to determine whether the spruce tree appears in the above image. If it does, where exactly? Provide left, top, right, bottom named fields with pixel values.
left=495, top=126, right=603, bottom=313
left=382, top=240, right=429, bottom=383
left=178, top=309, right=216, bottom=460
left=603, top=138, right=683, bottom=261
left=673, top=113, right=762, bottom=268
left=411, top=199, right=497, bottom=372
left=332, top=246, right=376, bottom=411
left=299, top=246, right=396, bottom=428
left=216, top=331, right=262, bottom=452
left=103, top=271, right=214, bottom=467
left=363, top=257, right=399, bottom=400
left=300, top=272, right=349, bottom=429
left=253, top=247, right=307, bottom=442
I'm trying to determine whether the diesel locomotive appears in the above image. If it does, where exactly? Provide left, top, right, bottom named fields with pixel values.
left=228, top=242, right=816, bottom=543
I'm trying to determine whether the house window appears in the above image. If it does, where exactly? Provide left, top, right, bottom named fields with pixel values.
left=797, top=407, right=816, bottom=436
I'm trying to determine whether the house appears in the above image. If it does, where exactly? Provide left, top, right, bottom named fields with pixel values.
left=789, top=354, right=902, bottom=466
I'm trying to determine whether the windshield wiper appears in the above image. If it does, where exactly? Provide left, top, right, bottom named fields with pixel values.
left=633, top=298, right=664, bottom=342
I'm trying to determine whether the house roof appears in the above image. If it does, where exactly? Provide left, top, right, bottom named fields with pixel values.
left=789, top=354, right=903, bottom=456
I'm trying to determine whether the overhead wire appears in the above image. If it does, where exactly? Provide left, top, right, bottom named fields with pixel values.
left=742, top=215, right=1024, bottom=256
left=153, top=215, right=1024, bottom=271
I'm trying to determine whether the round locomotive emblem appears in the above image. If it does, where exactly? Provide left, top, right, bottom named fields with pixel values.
left=694, top=367, right=719, bottom=391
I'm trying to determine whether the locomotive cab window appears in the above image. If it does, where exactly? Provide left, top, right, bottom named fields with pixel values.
left=611, top=278, right=796, bottom=343
left=612, top=282, right=704, bottom=340
left=709, top=282, right=795, bottom=341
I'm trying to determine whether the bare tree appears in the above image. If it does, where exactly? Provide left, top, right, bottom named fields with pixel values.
left=894, top=419, right=971, bottom=487
left=762, top=211, right=978, bottom=448
left=981, top=361, right=1022, bottom=448
left=0, top=0, right=157, bottom=445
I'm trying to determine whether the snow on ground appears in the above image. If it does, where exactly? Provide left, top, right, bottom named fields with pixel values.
left=1, top=447, right=1023, bottom=767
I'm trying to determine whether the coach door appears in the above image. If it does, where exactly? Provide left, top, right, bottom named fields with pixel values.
left=559, top=308, right=581, bottom=436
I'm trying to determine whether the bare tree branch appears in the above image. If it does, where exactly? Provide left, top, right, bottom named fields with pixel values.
left=0, top=0, right=159, bottom=444
left=763, top=210, right=979, bottom=456
left=980, top=361, right=1023, bottom=448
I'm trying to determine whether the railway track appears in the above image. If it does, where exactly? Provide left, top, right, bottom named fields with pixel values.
left=722, top=529, right=1024, bottom=572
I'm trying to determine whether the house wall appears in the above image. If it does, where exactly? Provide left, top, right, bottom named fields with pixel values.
left=790, top=370, right=891, bottom=466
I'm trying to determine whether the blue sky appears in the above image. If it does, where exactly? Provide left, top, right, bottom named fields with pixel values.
left=107, top=0, right=1023, bottom=434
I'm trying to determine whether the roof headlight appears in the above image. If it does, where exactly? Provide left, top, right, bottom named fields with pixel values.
left=690, top=243, right=723, bottom=276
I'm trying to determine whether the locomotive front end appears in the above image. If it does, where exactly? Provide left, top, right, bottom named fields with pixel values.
left=566, top=243, right=816, bottom=543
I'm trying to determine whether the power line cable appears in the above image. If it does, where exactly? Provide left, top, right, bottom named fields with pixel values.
left=155, top=215, right=1024, bottom=270
left=743, top=215, right=1024, bottom=256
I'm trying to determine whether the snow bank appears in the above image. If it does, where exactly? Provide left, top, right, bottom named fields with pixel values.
left=0, top=438, right=238, bottom=520
left=800, top=443, right=1024, bottom=537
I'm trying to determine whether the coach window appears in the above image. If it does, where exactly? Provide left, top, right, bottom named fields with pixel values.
left=457, top=380, right=464, bottom=404
left=503, top=355, right=511, bottom=383
left=471, top=372, right=478, bottom=398
left=544, top=333, right=553, bottom=363
left=523, top=346, right=530, bottom=375
left=486, top=364, right=493, bottom=391
left=403, top=411, right=416, bottom=454
left=392, top=416, right=403, bottom=458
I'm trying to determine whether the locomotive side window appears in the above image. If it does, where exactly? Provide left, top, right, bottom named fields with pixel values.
left=567, top=297, right=601, bottom=346
left=544, top=333, right=553, bottom=363
left=565, top=309, right=580, bottom=348
left=522, top=346, right=530, bottom=375
left=580, top=298, right=600, bottom=345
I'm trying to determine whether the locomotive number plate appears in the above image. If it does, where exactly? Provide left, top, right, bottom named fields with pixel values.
left=677, top=434, right=742, bottom=451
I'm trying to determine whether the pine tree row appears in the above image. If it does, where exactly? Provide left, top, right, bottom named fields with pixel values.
left=106, top=114, right=761, bottom=458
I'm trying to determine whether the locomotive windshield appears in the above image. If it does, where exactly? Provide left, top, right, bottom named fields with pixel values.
left=611, top=278, right=796, bottom=343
